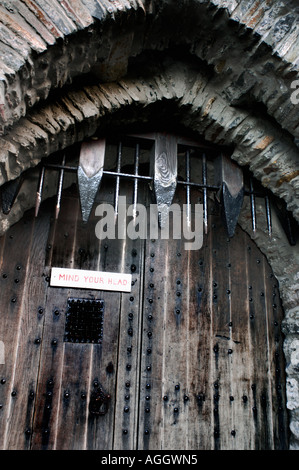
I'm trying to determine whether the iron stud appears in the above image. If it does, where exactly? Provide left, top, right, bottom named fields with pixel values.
left=146, top=383, right=151, bottom=390
left=124, top=406, right=129, bottom=413
left=123, top=429, right=128, bottom=435
left=174, top=407, right=179, bottom=413
left=175, top=384, right=180, bottom=390
left=163, top=395, right=168, bottom=401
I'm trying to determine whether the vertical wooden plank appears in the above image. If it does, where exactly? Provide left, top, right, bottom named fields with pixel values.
left=4, top=202, right=52, bottom=449
left=0, top=214, right=35, bottom=449
left=138, top=234, right=172, bottom=449
left=112, top=184, right=145, bottom=450
left=31, top=195, right=80, bottom=449
left=185, top=206, right=213, bottom=450
left=227, top=225, right=255, bottom=449
left=246, top=238, right=273, bottom=450
left=210, top=212, right=232, bottom=450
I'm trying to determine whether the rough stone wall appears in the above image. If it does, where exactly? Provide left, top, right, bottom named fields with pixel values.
left=0, top=0, right=298, bottom=449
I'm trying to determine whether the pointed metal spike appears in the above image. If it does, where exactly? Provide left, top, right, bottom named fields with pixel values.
left=1, top=175, right=24, bottom=215
left=78, top=138, right=106, bottom=223
left=55, top=155, right=65, bottom=220
left=151, top=133, right=177, bottom=228
left=35, top=166, right=45, bottom=217
left=215, top=154, right=244, bottom=238
left=249, top=178, right=257, bottom=236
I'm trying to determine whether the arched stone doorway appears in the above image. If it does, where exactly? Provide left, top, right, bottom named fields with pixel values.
left=0, top=0, right=298, bottom=449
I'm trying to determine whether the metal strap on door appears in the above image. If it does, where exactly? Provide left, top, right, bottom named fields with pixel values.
left=1, top=132, right=298, bottom=244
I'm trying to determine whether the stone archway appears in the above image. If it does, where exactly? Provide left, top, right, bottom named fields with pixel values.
left=0, top=0, right=298, bottom=449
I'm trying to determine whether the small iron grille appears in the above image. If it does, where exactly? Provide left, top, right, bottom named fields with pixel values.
left=64, top=298, right=104, bottom=344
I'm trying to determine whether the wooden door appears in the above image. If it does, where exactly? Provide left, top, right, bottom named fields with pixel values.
left=0, top=180, right=289, bottom=450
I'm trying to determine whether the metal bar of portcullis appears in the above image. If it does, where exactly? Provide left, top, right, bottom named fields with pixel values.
left=202, top=153, right=208, bottom=235
left=249, top=178, right=257, bottom=235
left=133, top=142, right=140, bottom=219
left=55, top=154, right=66, bottom=220
left=35, top=165, right=46, bottom=217
left=186, top=149, right=191, bottom=228
left=265, top=195, right=272, bottom=240
left=114, top=141, right=122, bottom=217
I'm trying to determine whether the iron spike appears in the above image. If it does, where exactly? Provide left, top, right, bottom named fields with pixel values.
left=150, top=133, right=178, bottom=228
left=265, top=195, right=272, bottom=240
left=55, top=154, right=66, bottom=220
left=249, top=178, right=257, bottom=236
left=78, top=138, right=106, bottom=223
left=133, top=143, right=140, bottom=220
left=1, top=175, right=24, bottom=215
left=114, top=141, right=122, bottom=218
left=35, top=166, right=45, bottom=217
left=215, top=154, right=244, bottom=238
left=202, top=153, right=208, bottom=235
